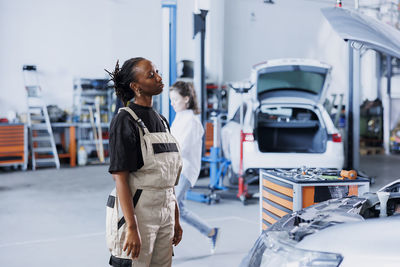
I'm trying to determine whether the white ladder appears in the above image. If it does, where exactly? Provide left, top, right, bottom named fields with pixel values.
left=23, top=65, right=60, bottom=170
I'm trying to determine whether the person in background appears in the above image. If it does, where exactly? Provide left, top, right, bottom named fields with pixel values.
left=169, top=81, right=220, bottom=254
left=105, top=57, right=183, bottom=267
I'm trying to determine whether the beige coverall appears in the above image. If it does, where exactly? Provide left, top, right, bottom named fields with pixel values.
left=106, top=107, right=182, bottom=267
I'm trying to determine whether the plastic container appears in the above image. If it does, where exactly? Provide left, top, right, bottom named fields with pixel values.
left=78, top=146, right=88, bottom=166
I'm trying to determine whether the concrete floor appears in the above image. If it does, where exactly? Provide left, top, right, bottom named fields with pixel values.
left=1, top=154, right=399, bottom=267
left=0, top=165, right=259, bottom=267
left=359, top=154, right=400, bottom=192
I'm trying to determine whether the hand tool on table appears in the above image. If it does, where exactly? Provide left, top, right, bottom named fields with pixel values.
left=339, top=170, right=357, bottom=180
left=320, top=169, right=357, bottom=180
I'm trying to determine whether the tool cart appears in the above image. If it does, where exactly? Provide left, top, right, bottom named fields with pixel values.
left=260, top=168, right=370, bottom=231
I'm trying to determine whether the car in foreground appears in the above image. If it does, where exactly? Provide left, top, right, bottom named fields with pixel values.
left=221, top=58, right=344, bottom=183
left=240, top=179, right=400, bottom=267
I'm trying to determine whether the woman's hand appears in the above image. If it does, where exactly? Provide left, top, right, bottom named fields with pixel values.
left=123, top=226, right=142, bottom=259
left=113, top=172, right=141, bottom=258
left=173, top=221, right=183, bottom=246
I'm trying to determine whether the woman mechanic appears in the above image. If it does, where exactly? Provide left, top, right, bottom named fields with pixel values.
left=105, top=57, right=183, bottom=267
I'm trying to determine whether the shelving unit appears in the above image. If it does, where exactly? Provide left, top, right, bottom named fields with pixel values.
left=73, top=78, right=114, bottom=163
left=203, top=83, right=228, bottom=154
left=205, top=83, right=228, bottom=119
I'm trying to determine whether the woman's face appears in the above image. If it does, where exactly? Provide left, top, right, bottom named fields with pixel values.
left=131, top=59, right=164, bottom=96
left=170, top=90, right=189, bottom=112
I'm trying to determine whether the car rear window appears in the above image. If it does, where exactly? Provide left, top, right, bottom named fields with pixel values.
left=257, top=67, right=326, bottom=95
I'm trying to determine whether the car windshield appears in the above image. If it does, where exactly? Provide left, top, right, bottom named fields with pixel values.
left=257, top=66, right=326, bottom=96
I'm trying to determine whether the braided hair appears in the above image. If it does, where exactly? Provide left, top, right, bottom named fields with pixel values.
left=105, top=57, right=145, bottom=106
left=170, top=81, right=200, bottom=114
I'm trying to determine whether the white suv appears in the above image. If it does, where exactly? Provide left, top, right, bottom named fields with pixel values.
left=221, top=58, right=344, bottom=181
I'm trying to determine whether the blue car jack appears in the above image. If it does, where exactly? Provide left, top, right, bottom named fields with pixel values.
left=186, top=146, right=231, bottom=205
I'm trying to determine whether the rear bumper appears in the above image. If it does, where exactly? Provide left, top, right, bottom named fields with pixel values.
left=232, top=141, right=344, bottom=173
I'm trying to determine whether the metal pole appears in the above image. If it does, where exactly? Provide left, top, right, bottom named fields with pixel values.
left=353, top=48, right=361, bottom=170
left=354, top=0, right=359, bottom=10
left=351, top=0, right=360, bottom=170
left=194, top=10, right=208, bottom=157
left=346, top=44, right=354, bottom=169
left=193, top=10, right=208, bottom=125
left=376, top=53, right=382, bottom=100
left=161, top=0, right=177, bottom=122
left=169, top=4, right=177, bottom=123
left=201, top=22, right=206, bottom=124
left=384, top=55, right=392, bottom=154
left=239, top=92, right=244, bottom=177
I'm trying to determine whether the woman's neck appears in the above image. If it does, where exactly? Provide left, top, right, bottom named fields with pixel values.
left=134, top=96, right=153, bottom=107
left=177, top=109, right=192, bottom=113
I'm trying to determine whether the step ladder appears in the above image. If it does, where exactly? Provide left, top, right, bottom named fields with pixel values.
left=23, top=65, right=60, bottom=170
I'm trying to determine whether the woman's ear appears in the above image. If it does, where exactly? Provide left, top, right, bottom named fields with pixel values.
left=130, top=82, right=140, bottom=95
left=184, top=96, right=190, bottom=104
left=129, top=82, right=136, bottom=91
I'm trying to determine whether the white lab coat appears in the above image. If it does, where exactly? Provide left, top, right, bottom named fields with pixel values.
left=171, top=109, right=204, bottom=187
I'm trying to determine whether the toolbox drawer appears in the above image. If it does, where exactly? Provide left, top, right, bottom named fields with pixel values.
left=0, top=124, right=27, bottom=170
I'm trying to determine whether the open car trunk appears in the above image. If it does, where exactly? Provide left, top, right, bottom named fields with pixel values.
left=255, top=107, right=327, bottom=153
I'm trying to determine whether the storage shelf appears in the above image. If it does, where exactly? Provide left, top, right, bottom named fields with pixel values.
left=80, top=105, right=109, bottom=110
left=73, top=78, right=114, bottom=164
left=79, top=139, right=109, bottom=145
left=78, top=123, right=110, bottom=128
left=80, top=90, right=109, bottom=96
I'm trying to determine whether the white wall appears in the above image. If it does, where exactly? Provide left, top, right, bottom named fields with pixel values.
left=0, top=0, right=392, bottom=120
left=223, top=0, right=351, bottom=96
left=176, top=0, right=225, bottom=84
left=176, top=0, right=196, bottom=62
left=207, top=0, right=225, bottom=84
left=108, top=1, right=163, bottom=68
left=0, top=0, right=163, bottom=117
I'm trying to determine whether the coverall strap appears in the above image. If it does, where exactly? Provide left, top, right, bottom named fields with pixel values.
left=118, top=107, right=150, bottom=135
left=153, top=111, right=169, bottom=133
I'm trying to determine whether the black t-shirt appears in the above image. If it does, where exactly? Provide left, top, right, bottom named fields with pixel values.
left=108, top=103, right=169, bottom=174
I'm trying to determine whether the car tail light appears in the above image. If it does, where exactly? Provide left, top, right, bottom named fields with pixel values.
left=332, top=133, right=342, bottom=143
left=243, top=133, right=254, bottom=142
